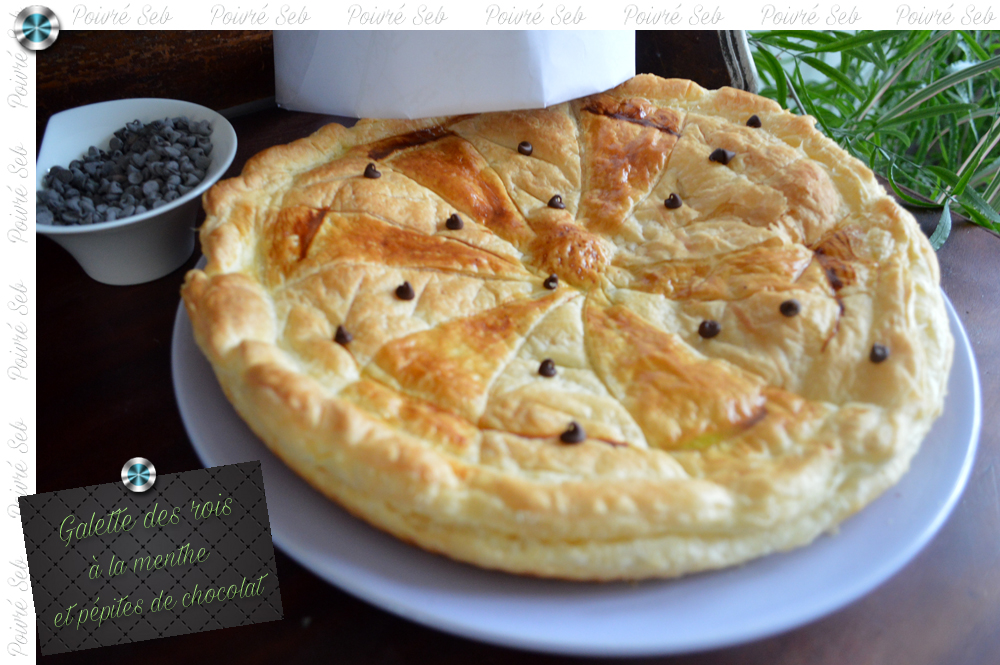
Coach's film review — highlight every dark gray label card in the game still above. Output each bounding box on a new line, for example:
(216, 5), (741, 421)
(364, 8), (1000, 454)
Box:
(19, 461), (283, 655)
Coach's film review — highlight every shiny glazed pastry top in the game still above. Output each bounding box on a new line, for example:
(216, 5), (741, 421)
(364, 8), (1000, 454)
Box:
(182, 75), (953, 580)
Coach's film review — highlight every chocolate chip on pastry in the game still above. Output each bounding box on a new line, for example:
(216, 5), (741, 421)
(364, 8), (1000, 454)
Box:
(698, 320), (721, 339)
(708, 148), (735, 165)
(334, 325), (353, 346)
(780, 299), (801, 317)
(395, 281), (415, 301)
(870, 343), (890, 363)
(560, 422), (586, 444)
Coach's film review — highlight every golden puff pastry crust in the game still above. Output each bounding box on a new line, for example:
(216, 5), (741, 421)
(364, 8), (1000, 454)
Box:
(182, 75), (953, 580)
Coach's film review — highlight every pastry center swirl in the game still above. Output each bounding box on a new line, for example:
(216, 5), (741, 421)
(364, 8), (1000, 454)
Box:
(264, 92), (892, 454)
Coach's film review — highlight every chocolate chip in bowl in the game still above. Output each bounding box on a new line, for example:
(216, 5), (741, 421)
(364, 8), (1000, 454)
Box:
(36, 98), (236, 285)
(39, 116), (215, 226)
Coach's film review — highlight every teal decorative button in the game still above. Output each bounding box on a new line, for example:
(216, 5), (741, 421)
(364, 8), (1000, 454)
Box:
(23, 14), (50, 41)
(15, 6), (59, 51)
(121, 457), (156, 492)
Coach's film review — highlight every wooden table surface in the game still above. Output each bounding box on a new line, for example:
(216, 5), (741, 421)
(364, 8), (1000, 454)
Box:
(37, 107), (1000, 664)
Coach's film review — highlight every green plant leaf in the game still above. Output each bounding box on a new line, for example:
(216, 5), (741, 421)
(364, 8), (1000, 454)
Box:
(801, 56), (865, 100)
(881, 55), (1000, 122)
(926, 165), (960, 187)
(958, 31), (1000, 82)
(983, 164), (1000, 204)
(969, 159), (1000, 188)
(754, 47), (787, 109)
(751, 30), (1000, 243)
(928, 200), (951, 250)
(828, 96), (857, 119)
(853, 31), (955, 121)
(754, 31), (837, 45)
(887, 164), (941, 208)
(962, 205), (1000, 235)
(876, 103), (979, 128)
(961, 188), (1000, 228)
(811, 31), (904, 54)
(879, 128), (913, 146)
(792, 63), (834, 134)
(755, 36), (817, 52)
(952, 115), (1000, 196)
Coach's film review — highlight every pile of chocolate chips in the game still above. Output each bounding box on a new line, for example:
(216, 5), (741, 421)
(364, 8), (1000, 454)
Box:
(37, 117), (213, 226)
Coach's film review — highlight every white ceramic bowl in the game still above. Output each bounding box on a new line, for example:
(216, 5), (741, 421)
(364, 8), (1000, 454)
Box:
(36, 98), (237, 285)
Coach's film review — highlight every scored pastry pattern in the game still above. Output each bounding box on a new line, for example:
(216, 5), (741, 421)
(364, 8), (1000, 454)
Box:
(183, 76), (952, 579)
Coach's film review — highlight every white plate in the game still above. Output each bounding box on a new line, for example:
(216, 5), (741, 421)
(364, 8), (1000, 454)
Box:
(171, 291), (980, 657)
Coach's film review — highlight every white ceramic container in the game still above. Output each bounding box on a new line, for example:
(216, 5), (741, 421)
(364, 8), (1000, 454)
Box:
(36, 98), (237, 285)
